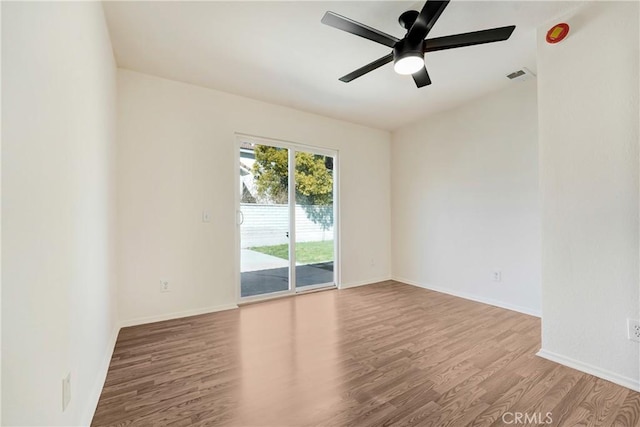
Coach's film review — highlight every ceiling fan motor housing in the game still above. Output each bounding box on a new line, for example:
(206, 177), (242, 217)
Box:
(393, 38), (424, 63)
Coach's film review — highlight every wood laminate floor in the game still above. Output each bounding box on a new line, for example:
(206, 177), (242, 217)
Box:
(92, 281), (640, 426)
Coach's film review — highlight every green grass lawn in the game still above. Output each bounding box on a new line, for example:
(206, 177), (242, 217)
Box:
(250, 240), (333, 264)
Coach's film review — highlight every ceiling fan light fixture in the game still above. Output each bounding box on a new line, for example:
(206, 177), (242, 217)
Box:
(393, 55), (424, 75)
(392, 38), (424, 75)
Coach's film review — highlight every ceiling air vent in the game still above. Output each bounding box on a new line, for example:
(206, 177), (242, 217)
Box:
(507, 67), (536, 82)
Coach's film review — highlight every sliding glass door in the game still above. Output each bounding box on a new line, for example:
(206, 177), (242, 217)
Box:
(294, 150), (334, 290)
(237, 136), (337, 301)
(238, 141), (291, 298)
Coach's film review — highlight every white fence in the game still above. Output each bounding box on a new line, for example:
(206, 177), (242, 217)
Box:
(240, 204), (333, 248)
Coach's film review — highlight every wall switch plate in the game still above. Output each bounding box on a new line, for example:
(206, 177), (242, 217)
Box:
(62, 373), (71, 411)
(492, 271), (502, 282)
(202, 210), (211, 223)
(628, 319), (640, 342)
(160, 280), (170, 293)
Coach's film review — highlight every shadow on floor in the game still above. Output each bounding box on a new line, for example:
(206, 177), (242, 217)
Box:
(241, 262), (334, 297)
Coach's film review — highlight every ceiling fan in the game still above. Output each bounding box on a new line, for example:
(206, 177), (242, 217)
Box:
(321, 0), (516, 88)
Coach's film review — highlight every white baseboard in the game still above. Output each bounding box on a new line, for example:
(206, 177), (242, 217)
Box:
(81, 324), (120, 426)
(392, 276), (541, 318)
(339, 277), (392, 290)
(120, 304), (239, 328)
(537, 348), (640, 392)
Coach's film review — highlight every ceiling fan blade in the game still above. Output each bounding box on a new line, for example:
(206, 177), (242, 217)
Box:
(339, 53), (394, 82)
(322, 11), (399, 48)
(424, 25), (516, 52)
(407, 1), (450, 43)
(412, 66), (432, 88)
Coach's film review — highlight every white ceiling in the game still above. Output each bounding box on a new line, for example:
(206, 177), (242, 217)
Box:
(103, 1), (583, 130)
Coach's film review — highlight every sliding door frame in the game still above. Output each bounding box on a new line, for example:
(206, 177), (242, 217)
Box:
(234, 133), (339, 304)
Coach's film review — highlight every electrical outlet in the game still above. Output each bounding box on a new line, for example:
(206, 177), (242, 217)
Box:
(160, 280), (170, 293)
(628, 319), (640, 342)
(62, 373), (71, 411)
(492, 271), (502, 282)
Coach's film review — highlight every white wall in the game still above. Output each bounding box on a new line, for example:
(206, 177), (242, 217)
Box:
(391, 80), (541, 316)
(2, 2), (118, 425)
(537, 1), (640, 389)
(1, 3), (3, 421)
(117, 69), (391, 324)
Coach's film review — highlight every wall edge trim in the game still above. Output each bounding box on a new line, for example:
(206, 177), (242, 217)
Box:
(392, 276), (542, 318)
(340, 277), (392, 289)
(120, 304), (239, 328)
(81, 324), (120, 426)
(537, 348), (640, 392)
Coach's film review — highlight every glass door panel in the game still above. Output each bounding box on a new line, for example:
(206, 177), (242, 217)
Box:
(294, 152), (335, 289)
(239, 142), (291, 298)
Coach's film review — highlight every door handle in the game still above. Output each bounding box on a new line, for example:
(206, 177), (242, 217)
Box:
(237, 210), (244, 225)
